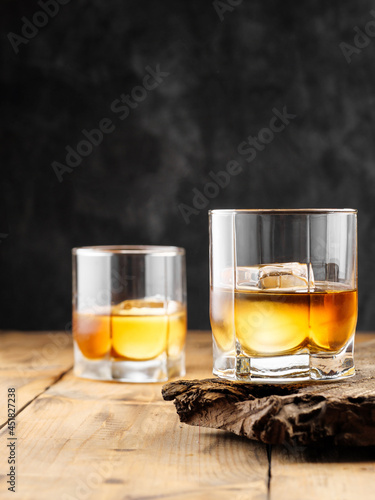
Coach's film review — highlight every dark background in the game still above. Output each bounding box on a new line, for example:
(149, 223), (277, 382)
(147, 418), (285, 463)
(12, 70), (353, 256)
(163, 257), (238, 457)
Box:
(1, 0), (375, 331)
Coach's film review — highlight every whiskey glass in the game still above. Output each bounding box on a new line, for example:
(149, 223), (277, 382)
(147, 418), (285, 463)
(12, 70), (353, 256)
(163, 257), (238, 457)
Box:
(209, 209), (357, 382)
(72, 246), (187, 382)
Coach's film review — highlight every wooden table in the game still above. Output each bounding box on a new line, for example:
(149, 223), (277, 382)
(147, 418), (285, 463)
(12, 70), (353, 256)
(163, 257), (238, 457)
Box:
(1, 331), (374, 500)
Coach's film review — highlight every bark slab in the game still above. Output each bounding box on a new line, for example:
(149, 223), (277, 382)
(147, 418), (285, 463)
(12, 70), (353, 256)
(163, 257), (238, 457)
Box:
(162, 340), (375, 446)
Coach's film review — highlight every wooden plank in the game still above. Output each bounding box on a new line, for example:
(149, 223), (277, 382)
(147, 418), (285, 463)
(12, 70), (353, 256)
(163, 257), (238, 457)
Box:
(269, 333), (375, 500)
(355, 332), (375, 343)
(0, 331), (373, 499)
(269, 444), (375, 500)
(0, 331), (73, 427)
(0, 331), (269, 500)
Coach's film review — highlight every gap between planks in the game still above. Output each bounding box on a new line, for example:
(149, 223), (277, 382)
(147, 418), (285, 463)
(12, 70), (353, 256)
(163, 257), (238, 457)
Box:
(267, 445), (272, 499)
(0, 365), (73, 431)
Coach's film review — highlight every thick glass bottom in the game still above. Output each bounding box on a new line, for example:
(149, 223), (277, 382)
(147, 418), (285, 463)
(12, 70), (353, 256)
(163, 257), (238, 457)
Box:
(73, 342), (185, 383)
(213, 337), (355, 383)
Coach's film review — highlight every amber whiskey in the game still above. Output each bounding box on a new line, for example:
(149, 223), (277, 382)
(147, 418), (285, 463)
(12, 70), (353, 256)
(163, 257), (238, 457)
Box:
(211, 284), (357, 356)
(73, 299), (187, 361)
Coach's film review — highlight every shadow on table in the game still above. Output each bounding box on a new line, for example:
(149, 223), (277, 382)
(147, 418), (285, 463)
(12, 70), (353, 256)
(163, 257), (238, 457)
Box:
(218, 431), (375, 463)
(273, 442), (375, 463)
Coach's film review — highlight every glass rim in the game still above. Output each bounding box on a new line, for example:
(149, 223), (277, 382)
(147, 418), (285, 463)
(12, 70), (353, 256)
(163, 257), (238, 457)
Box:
(209, 208), (357, 215)
(72, 245), (185, 256)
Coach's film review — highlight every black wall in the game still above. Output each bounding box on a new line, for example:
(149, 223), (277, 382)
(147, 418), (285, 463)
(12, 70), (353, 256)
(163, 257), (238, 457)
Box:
(1, 0), (375, 331)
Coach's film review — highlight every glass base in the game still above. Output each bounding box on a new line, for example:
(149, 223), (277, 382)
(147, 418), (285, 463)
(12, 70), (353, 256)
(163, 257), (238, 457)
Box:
(74, 342), (185, 383)
(213, 338), (355, 383)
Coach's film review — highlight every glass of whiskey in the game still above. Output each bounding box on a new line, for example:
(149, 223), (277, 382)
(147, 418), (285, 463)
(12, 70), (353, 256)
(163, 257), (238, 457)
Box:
(72, 246), (187, 382)
(209, 209), (358, 382)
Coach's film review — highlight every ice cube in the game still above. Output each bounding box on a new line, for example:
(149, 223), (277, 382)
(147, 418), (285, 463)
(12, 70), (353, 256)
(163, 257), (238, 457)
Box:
(258, 262), (314, 291)
(111, 298), (183, 316)
(221, 263), (314, 291)
(221, 267), (259, 288)
(111, 298), (166, 316)
(236, 267), (260, 289)
(232, 262), (314, 291)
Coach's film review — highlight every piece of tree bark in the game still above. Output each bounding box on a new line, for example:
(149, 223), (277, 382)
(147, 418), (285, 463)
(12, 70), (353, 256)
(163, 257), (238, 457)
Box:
(162, 340), (375, 446)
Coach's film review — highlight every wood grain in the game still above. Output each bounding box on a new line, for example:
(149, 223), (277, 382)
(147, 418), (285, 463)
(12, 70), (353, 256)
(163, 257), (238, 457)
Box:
(0, 331), (73, 428)
(0, 331), (269, 500)
(269, 444), (375, 500)
(1, 331), (374, 499)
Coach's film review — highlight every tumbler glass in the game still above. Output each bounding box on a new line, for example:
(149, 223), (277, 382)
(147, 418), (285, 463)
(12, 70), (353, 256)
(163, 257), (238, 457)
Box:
(72, 246), (187, 382)
(209, 209), (357, 382)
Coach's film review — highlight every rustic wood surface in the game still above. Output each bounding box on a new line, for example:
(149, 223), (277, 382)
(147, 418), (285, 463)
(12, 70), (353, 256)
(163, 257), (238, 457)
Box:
(162, 339), (375, 446)
(0, 330), (374, 500)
